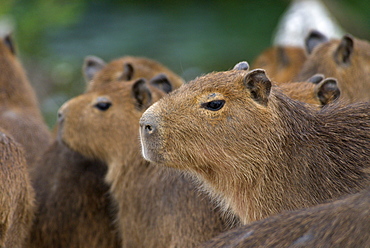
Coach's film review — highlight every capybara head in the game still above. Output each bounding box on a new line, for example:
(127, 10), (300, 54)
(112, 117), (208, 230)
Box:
(140, 65), (278, 169)
(279, 75), (340, 107)
(251, 46), (307, 83)
(297, 30), (370, 102)
(139, 63), (339, 168)
(58, 77), (170, 166)
(83, 56), (185, 92)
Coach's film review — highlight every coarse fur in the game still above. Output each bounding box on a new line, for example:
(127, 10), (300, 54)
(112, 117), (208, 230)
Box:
(139, 67), (370, 224)
(0, 34), (51, 167)
(278, 76), (340, 107)
(251, 46), (307, 83)
(296, 31), (370, 103)
(200, 188), (370, 247)
(84, 55), (185, 92)
(29, 55), (183, 248)
(28, 142), (121, 248)
(232, 62), (339, 107)
(0, 129), (35, 248)
(58, 79), (230, 248)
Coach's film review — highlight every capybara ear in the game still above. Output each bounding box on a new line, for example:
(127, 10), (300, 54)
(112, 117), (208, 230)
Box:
(307, 74), (325, 84)
(83, 55), (106, 82)
(276, 46), (289, 66)
(233, 61), (249, 71)
(334, 34), (354, 65)
(244, 69), (271, 106)
(132, 78), (152, 109)
(305, 30), (328, 54)
(3, 33), (15, 55)
(150, 73), (172, 93)
(118, 63), (134, 81)
(315, 78), (340, 105)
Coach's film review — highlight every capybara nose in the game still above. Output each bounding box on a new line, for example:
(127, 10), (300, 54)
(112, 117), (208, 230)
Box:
(140, 120), (157, 137)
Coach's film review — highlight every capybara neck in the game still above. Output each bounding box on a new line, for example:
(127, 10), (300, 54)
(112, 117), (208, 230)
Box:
(0, 43), (39, 111)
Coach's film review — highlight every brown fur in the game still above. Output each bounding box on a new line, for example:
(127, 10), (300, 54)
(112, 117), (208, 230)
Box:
(58, 79), (230, 248)
(0, 34), (51, 167)
(29, 56), (186, 248)
(0, 128), (35, 248)
(85, 55), (185, 92)
(296, 32), (370, 103)
(200, 188), (370, 247)
(251, 46), (307, 83)
(139, 67), (370, 224)
(278, 76), (340, 107)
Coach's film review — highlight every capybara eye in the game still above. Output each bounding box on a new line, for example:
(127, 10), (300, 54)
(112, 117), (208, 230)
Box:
(94, 102), (112, 111)
(202, 100), (225, 111)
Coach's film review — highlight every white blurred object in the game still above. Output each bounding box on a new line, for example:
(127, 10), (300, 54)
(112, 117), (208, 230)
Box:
(0, 15), (15, 36)
(273, 0), (345, 47)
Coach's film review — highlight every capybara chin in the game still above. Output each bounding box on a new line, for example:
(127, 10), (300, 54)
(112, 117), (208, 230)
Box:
(139, 64), (370, 224)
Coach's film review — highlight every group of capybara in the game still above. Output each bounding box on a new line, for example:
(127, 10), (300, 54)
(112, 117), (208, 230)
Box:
(0, 26), (369, 248)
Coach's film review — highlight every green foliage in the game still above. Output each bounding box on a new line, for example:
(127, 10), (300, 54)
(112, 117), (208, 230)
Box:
(0, 0), (87, 56)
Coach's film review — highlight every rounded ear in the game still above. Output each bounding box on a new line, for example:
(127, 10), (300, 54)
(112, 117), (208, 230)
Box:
(3, 33), (15, 55)
(305, 30), (328, 54)
(244, 69), (271, 106)
(118, 63), (134, 81)
(315, 78), (340, 106)
(334, 34), (354, 66)
(83, 56), (106, 82)
(150, 73), (172, 93)
(132, 79), (152, 109)
(233, 61), (249, 71)
(307, 74), (325, 84)
(276, 46), (290, 67)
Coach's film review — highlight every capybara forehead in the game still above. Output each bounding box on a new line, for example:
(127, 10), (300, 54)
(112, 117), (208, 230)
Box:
(173, 70), (247, 98)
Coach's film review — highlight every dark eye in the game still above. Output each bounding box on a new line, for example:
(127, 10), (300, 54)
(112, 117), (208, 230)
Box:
(94, 102), (112, 111)
(202, 100), (225, 111)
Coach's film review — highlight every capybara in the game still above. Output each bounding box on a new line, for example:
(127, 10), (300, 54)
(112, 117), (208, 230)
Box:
(0, 34), (51, 167)
(296, 30), (370, 103)
(0, 128), (35, 248)
(58, 78), (229, 248)
(29, 56), (186, 248)
(234, 62), (339, 107)
(251, 46), (307, 83)
(139, 64), (370, 224)
(200, 188), (370, 247)
(83, 55), (185, 92)
(278, 75), (340, 107)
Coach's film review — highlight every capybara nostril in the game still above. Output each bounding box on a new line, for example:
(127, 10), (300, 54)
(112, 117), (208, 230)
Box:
(57, 111), (64, 123)
(145, 124), (153, 133)
(140, 120), (156, 136)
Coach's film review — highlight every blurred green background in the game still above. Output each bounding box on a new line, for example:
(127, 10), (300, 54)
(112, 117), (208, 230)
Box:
(0, 0), (369, 127)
